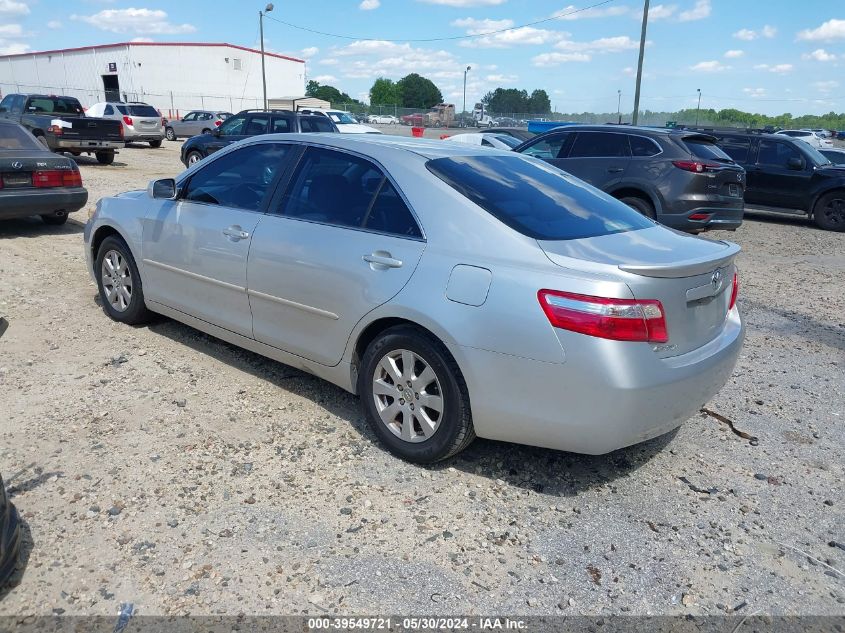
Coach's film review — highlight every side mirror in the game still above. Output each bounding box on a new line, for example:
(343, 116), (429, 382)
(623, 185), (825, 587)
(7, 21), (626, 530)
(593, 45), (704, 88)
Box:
(787, 157), (804, 171)
(148, 178), (177, 200)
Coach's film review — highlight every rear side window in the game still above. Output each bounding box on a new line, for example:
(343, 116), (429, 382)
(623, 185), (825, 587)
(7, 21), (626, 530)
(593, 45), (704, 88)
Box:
(272, 117), (291, 133)
(682, 137), (733, 162)
(300, 117), (334, 133)
(245, 116), (270, 135)
(426, 155), (653, 241)
(628, 135), (661, 157)
(569, 132), (630, 158)
(0, 123), (41, 150)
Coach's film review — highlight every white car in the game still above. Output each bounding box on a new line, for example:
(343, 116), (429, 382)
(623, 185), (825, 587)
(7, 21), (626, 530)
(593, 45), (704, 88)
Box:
(301, 109), (381, 134)
(444, 132), (521, 150)
(368, 114), (397, 125)
(776, 129), (833, 149)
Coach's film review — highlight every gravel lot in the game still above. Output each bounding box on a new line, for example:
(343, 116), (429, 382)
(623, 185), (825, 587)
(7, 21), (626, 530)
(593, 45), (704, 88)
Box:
(0, 134), (843, 618)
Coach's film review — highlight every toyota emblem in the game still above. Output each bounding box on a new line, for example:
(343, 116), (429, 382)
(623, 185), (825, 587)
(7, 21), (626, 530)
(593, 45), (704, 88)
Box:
(712, 270), (723, 290)
(11, 161), (23, 170)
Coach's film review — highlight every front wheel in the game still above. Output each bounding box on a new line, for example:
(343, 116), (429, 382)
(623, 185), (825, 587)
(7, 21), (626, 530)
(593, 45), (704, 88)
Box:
(94, 236), (151, 325)
(813, 192), (845, 231)
(186, 151), (203, 166)
(95, 151), (115, 165)
(165, 127), (176, 141)
(358, 326), (475, 463)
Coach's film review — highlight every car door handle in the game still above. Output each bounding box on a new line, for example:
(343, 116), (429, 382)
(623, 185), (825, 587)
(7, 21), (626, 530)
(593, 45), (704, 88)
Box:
(363, 253), (403, 269)
(222, 226), (250, 241)
(607, 167), (624, 173)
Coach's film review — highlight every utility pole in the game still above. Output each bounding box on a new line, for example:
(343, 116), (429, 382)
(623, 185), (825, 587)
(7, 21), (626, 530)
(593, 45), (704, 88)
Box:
(260, 3), (274, 110)
(463, 66), (471, 127)
(632, 0), (649, 126)
(617, 90), (622, 124)
(695, 88), (702, 126)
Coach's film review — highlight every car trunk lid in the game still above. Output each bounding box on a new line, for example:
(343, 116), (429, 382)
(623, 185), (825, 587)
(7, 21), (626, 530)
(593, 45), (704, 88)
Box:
(0, 153), (77, 189)
(539, 227), (739, 358)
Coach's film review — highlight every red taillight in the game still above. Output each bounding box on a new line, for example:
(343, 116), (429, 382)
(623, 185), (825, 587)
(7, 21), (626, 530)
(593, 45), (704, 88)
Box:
(119, 123), (124, 138)
(214, 119), (222, 126)
(538, 290), (668, 343)
(122, 115), (133, 126)
(47, 124), (64, 136)
(672, 160), (721, 173)
(33, 169), (82, 188)
(688, 213), (712, 221)
(729, 272), (739, 311)
(161, 117), (166, 126)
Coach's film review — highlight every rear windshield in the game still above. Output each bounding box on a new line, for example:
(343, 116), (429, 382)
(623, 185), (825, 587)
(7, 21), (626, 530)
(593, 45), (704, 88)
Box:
(682, 137), (734, 162)
(0, 123), (41, 150)
(300, 117), (335, 133)
(116, 104), (159, 117)
(426, 155), (654, 241)
(25, 97), (83, 115)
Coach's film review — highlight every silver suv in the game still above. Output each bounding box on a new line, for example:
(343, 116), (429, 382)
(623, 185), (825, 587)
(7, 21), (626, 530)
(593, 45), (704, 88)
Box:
(87, 101), (164, 147)
(165, 111), (233, 141)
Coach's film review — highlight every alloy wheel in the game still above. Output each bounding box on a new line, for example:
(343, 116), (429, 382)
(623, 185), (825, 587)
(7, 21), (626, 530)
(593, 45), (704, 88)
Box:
(101, 249), (133, 312)
(372, 349), (444, 443)
(822, 197), (845, 228)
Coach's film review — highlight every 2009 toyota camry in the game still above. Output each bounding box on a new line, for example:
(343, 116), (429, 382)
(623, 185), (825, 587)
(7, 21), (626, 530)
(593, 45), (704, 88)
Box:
(84, 134), (744, 463)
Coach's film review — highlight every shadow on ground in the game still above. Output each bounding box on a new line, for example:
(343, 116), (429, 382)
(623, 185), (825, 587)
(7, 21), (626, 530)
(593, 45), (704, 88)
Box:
(0, 216), (85, 239)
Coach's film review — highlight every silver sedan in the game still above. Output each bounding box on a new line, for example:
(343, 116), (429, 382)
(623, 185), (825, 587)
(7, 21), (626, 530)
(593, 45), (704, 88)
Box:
(83, 134), (744, 463)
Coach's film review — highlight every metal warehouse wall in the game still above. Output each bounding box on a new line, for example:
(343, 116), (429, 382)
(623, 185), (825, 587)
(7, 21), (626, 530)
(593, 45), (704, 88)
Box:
(0, 43), (305, 116)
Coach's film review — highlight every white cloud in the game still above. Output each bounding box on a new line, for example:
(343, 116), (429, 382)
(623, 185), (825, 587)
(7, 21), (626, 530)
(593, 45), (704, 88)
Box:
(451, 17), (513, 32)
(130, 37), (153, 42)
(359, 0), (380, 9)
(0, 23), (23, 37)
(724, 49), (744, 58)
(797, 19), (845, 41)
(814, 80), (839, 93)
(531, 52), (591, 67)
(0, 42), (28, 54)
(690, 60), (730, 72)
(733, 25), (776, 41)
(802, 48), (837, 62)
(486, 73), (518, 82)
(754, 63), (793, 74)
(312, 74), (338, 83)
(678, 0), (710, 22)
(461, 25), (561, 48)
(0, 0), (28, 16)
(648, 4), (677, 20)
(47, 20), (63, 29)
(417, 0), (506, 5)
(320, 40), (468, 81)
(742, 88), (767, 98)
(300, 46), (319, 58)
(552, 4), (630, 20)
(71, 8), (196, 35)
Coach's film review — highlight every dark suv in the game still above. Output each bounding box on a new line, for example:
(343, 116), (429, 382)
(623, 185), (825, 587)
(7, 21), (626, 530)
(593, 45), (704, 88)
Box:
(514, 125), (745, 232)
(698, 130), (845, 231)
(180, 109), (337, 167)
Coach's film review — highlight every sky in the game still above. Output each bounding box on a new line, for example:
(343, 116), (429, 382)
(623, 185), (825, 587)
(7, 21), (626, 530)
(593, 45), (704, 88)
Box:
(1, 0), (844, 116)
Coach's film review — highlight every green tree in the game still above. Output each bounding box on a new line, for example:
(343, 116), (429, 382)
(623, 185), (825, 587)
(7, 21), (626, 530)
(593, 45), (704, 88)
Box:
(304, 80), (362, 107)
(396, 73), (443, 109)
(527, 89), (551, 114)
(369, 77), (401, 105)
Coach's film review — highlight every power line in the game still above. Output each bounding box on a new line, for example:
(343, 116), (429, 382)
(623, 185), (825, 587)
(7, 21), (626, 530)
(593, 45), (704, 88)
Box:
(263, 0), (617, 43)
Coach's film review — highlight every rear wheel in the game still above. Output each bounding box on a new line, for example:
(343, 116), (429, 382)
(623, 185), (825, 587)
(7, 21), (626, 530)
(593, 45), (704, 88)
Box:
(619, 196), (656, 219)
(165, 127), (176, 141)
(95, 151), (115, 165)
(149, 140), (162, 148)
(95, 236), (151, 325)
(41, 213), (68, 226)
(186, 151), (203, 166)
(813, 191), (845, 232)
(359, 326), (475, 463)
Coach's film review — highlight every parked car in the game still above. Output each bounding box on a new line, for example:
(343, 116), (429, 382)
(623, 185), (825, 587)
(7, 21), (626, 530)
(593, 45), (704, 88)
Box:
(180, 109), (338, 166)
(368, 114), (398, 125)
(819, 148), (845, 165)
(87, 101), (164, 147)
(775, 129), (833, 149)
(836, 131), (845, 141)
(299, 109), (380, 134)
(0, 473), (20, 587)
(484, 127), (535, 143)
(401, 113), (426, 126)
(0, 119), (88, 225)
(707, 131), (845, 231)
(444, 132), (521, 150)
(0, 93), (124, 164)
(514, 125), (746, 232)
(85, 134), (744, 463)
(809, 128), (831, 138)
(165, 111), (233, 141)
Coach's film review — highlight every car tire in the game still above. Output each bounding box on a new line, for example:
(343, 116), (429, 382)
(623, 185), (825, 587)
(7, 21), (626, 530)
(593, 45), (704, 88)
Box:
(186, 151), (203, 166)
(813, 191), (845, 232)
(149, 140), (162, 148)
(40, 213), (68, 226)
(358, 325), (475, 463)
(619, 196), (656, 219)
(201, 128), (211, 135)
(165, 127), (176, 141)
(95, 152), (115, 165)
(94, 236), (151, 325)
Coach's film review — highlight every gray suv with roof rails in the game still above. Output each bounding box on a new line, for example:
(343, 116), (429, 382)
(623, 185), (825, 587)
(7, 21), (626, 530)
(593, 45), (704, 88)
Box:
(514, 124), (746, 232)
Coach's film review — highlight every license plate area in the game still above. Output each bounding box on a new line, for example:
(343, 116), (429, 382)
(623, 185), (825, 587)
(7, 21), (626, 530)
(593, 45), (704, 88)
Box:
(2, 173), (32, 187)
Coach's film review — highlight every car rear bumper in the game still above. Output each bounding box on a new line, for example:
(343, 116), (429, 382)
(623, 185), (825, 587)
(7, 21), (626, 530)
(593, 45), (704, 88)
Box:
(659, 205), (744, 231)
(0, 188), (88, 220)
(459, 308), (744, 455)
(55, 140), (123, 151)
(125, 130), (164, 142)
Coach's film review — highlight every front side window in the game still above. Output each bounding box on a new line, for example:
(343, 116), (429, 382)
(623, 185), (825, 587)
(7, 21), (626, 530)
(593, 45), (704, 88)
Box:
(426, 155), (653, 241)
(218, 115), (246, 135)
(519, 132), (570, 159)
(300, 117), (334, 133)
(757, 140), (801, 168)
(280, 147), (421, 237)
(569, 132), (630, 158)
(183, 143), (292, 212)
(182, 112), (197, 122)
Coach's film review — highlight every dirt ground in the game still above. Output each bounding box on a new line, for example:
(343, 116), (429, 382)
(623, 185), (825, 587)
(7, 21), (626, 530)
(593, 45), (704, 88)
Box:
(0, 135), (843, 618)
